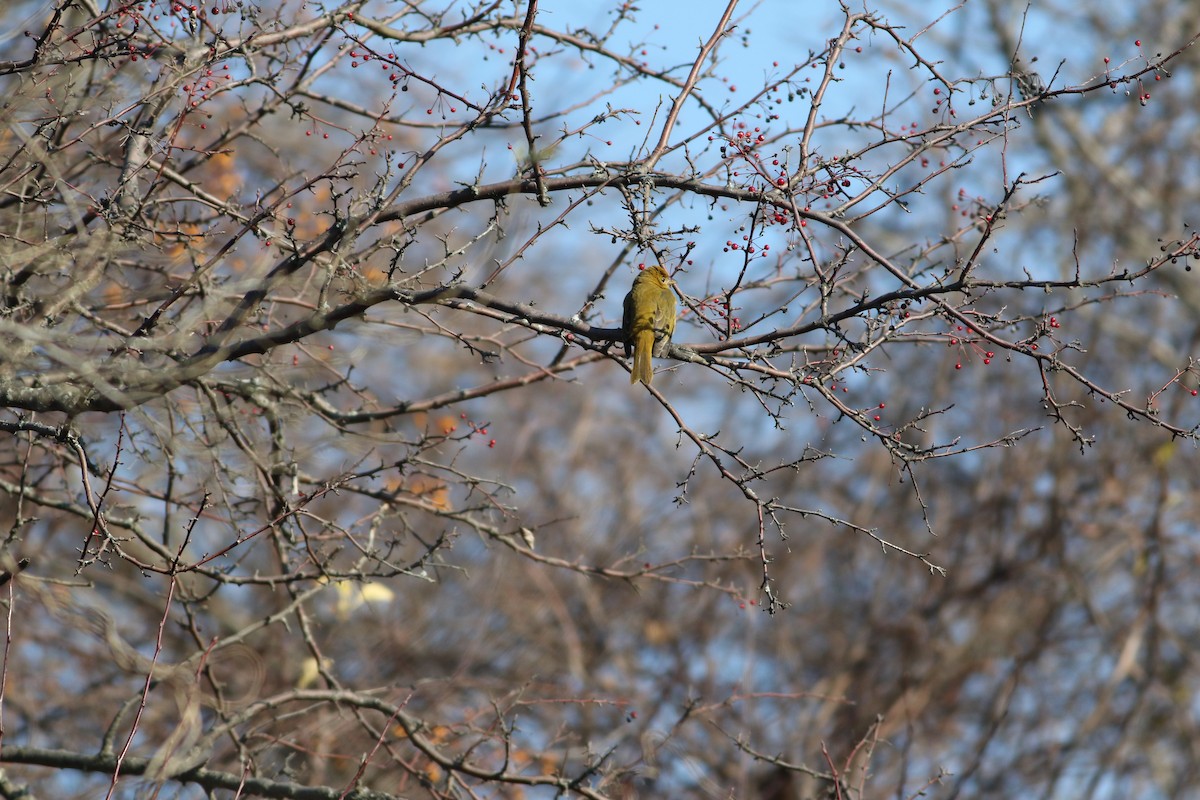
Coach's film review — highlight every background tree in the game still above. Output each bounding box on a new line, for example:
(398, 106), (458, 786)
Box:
(1, 0), (1199, 798)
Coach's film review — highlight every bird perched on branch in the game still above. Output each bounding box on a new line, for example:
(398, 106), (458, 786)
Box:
(622, 264), (677, 386)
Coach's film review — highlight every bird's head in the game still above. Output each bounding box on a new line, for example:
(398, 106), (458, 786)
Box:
(639, 263), (674, 289)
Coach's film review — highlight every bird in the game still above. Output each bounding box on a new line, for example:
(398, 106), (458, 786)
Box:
(622, 264), (677, 386)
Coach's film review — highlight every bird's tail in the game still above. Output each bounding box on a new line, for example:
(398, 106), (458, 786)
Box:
(631, 330), (654, 385)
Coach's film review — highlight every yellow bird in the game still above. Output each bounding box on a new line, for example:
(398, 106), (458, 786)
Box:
(622, 264), (677, 385)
